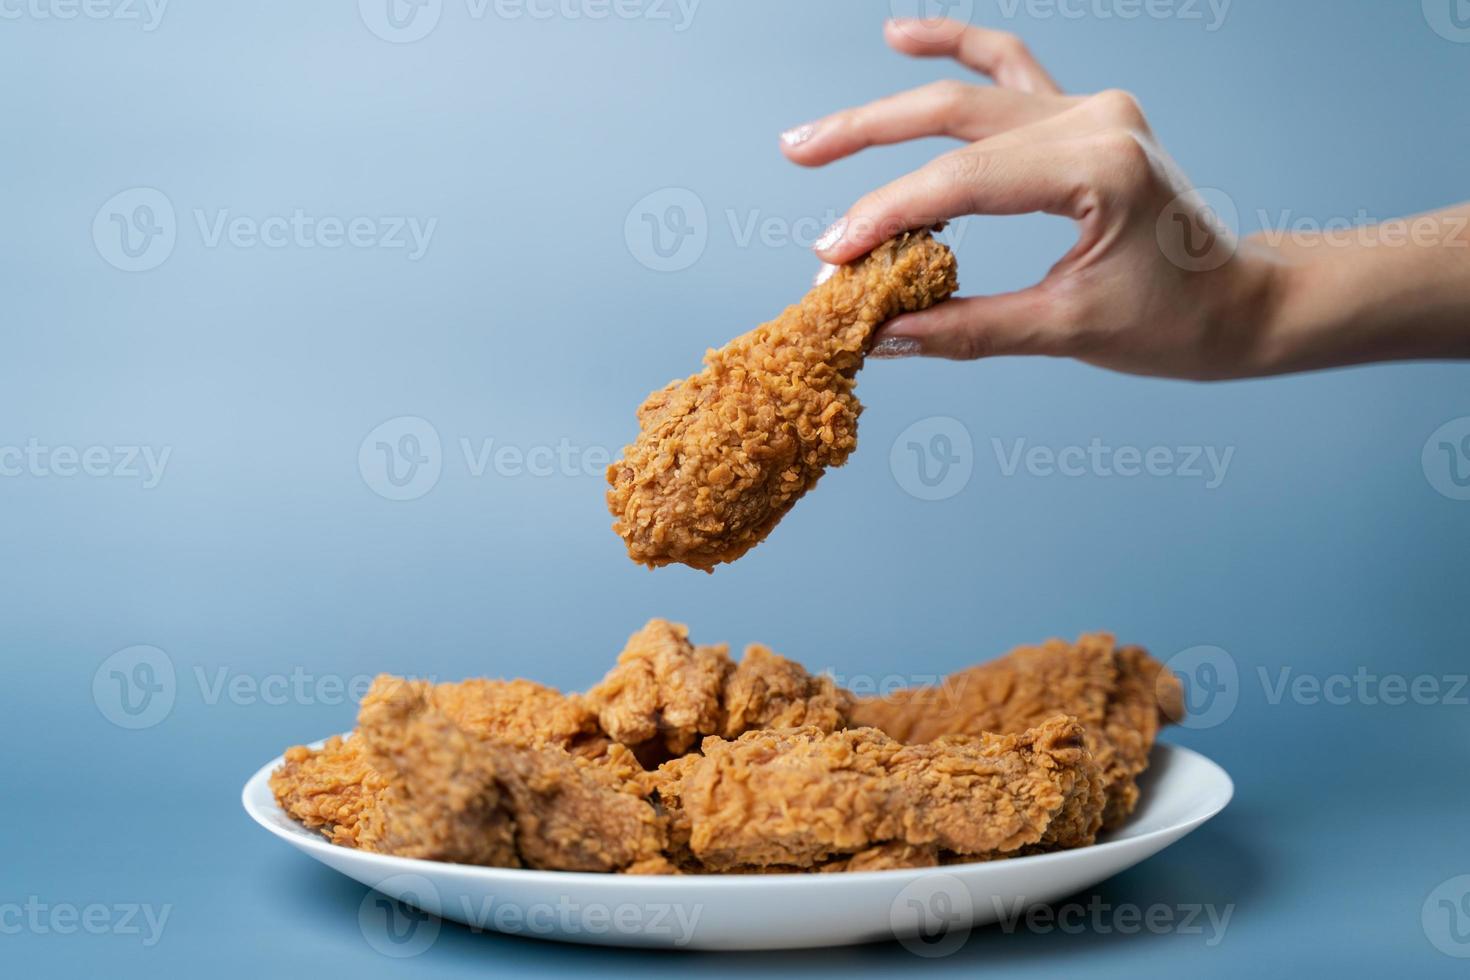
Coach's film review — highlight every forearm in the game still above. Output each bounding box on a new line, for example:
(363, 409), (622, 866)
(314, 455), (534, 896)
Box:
(1252, 203), (1470, 375)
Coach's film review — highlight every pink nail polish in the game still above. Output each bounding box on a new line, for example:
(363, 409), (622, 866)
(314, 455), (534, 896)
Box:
(781, 123), (816, 147)
(814, 218), (847, 252)
(813, 263), (838, 286)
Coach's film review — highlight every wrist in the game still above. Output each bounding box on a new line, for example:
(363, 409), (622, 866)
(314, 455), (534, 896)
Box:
(1205, 239), (1301, 379)
(1239, 207), (1470, 374)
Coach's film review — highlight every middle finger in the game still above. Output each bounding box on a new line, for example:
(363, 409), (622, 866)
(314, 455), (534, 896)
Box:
(782, 80), (1077, 167)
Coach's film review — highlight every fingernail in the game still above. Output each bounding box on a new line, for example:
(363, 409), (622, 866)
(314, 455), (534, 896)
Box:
(814, 217), (848, 252)
(813, 262), (838, 286)
(781, 123), (817, 147)
(869, 336), (921, 360)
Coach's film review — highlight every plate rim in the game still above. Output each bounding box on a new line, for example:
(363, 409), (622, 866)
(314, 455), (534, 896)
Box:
(244, 734), (1232, 886)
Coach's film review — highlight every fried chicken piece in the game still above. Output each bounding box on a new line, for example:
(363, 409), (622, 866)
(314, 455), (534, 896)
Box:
(354, 678), (520, 866)
(850, 633), (1182, 828)
(586, 619), (729, 757)
(1100, 644), (1183, 824)
(271, 674), (609, 850)
(353, 676), (667, 871)
(427, 677), (604, 752)
(585, 619), (852, 762)
(272, 674), (665, 870)
(270, 734), (389, 851)
(607, 230), (959, 571)
(273, 627), (1164, 876)
(654, 717), (1102, 872)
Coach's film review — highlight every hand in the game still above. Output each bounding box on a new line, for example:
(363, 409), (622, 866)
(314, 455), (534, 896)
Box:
(781, 18), (1470, 379)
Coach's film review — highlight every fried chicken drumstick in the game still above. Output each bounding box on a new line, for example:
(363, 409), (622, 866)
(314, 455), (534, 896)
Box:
(607, 230), (959, 571)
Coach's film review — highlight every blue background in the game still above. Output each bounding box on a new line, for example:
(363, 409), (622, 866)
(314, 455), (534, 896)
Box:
(3, 0), (1468, 975)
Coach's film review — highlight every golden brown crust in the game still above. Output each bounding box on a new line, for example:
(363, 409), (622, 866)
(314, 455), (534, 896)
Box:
(427, 677), (603, 751)
(1098, 644), (1181, 825)
(849, 633), (1181, 828)
(585, 620), (730, 757)
(586, 619), (853, 762)
(607, 231), (959, 571)
(720, 644), (852, 738)
(269, 735), (388, 850)
(489, 740), (667, 872)
(656, 718), (1103, 872)
(354, 676), (666, 871)
(271, 623), (1172, 874)
(817, 842), (940, 873)
(271, 674), (665, 870)
(354, 678), (521, 866)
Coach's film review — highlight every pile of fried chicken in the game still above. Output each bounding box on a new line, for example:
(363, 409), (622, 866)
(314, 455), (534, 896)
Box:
(273, 621), (1183, 875)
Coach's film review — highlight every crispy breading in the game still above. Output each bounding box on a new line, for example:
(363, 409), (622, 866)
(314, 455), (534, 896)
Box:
(586, 619), (853, 761)
(817, 843), (940, 873)
(720, 644), (849, 738)
(355, 676), (666, 871)
(272, 623), (1177, 875)
(271, 674), (607, 853)
(654, 718), (1102, 871)
(607, 231), (959, 571)
(849, 633), (1181, 828)
(354, 678), (521, 866)
(271, 674), (662, 869)
(585, 619), (730, 756)
(427, 677), (603, 751)
(269, 735), (388, 851)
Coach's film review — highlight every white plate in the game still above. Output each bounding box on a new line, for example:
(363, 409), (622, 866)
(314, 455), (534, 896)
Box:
(243, 738), (1231, 951)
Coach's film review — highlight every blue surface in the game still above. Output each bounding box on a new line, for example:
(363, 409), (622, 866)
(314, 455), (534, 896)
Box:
(2, 0), (1468, 975)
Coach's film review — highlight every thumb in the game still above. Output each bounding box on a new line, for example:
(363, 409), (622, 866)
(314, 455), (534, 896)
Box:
(868, 291), (1065, 361)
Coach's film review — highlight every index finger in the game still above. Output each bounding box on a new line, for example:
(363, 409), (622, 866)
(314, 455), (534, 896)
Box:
(813, 139), (1094, 264)
(884, 18), (1063, 95)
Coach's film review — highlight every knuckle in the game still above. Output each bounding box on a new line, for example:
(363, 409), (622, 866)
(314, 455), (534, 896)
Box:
(934, 149), (989, 187)
(1028, 272), (1085, 325)
(951, 331), (993, 361)
(1088, 128), (1152, 186)
(926, 79), (972, 111)
(994, 32), (1030, 62)
(1046, 285), (1111, 356)
(849, 194), (903, 241)
(1048, 283), (1093, 336)
(837, 106), (867, 136)
(1089, 88), (1146, 128)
